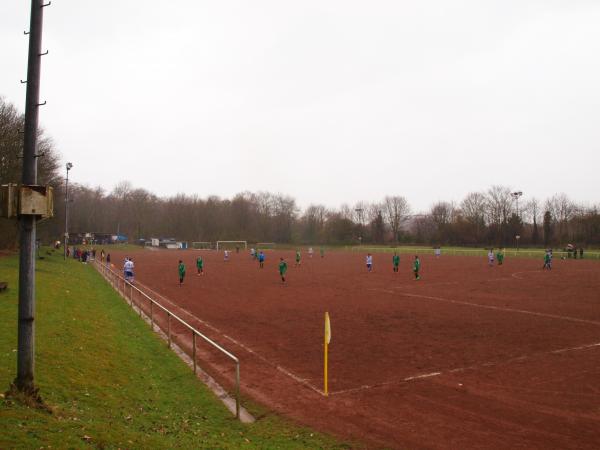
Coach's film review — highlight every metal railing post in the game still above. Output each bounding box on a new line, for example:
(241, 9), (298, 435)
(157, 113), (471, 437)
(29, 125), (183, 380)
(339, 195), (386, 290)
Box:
(235, 362), (241, 419)
(192, 332), (197, 374)
(167, 313), (171, 348)
(150, 301), (154, 330)
(137, 287), (141, 316)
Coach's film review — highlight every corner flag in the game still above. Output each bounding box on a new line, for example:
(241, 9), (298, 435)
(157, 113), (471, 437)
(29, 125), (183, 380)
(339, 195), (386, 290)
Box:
(324, 312), (331, 344)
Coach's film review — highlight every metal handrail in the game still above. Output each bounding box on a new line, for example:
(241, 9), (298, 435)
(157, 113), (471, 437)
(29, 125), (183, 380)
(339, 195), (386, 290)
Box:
(92, 259), (241, 418)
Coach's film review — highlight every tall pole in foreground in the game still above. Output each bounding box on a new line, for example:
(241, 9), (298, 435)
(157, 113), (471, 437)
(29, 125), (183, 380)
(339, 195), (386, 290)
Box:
(63, 162), (73, 260)
(15, 0), (48, 395)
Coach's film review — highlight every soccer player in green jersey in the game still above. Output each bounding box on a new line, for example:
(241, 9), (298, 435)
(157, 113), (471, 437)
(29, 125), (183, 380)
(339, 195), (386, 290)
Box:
(496, 249), (504, 265)
(178, 260), (186, 286)
(392, 252), (400, 273)
(279, 257), (288, 283)
(413, 255), (420, 280)
(295, 250), (301, 267)
(196, 256), (204, 275)
(543, 250), (552, 270)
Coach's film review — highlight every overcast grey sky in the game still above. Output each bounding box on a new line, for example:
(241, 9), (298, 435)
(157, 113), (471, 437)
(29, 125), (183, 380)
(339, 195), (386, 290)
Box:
(2, 1), (599, 211)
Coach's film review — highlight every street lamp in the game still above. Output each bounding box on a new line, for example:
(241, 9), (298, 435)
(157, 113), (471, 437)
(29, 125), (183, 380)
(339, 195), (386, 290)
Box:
(63, 162), (73, 259)
(511, 191), (523, 251)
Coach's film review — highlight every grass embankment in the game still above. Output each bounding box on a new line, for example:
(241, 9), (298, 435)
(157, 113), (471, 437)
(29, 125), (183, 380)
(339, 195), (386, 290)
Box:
(0, 251), (349, 449)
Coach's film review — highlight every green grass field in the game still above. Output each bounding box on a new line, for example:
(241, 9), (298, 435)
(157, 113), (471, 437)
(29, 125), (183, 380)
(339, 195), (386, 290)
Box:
(0, 251), (351, 449)
(79, 242), (600, 260)
(344, 245), (600, 259)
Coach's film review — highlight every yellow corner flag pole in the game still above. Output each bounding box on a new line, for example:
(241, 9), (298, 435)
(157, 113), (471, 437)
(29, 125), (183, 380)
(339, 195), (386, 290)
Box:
(324, 312), (331, 396)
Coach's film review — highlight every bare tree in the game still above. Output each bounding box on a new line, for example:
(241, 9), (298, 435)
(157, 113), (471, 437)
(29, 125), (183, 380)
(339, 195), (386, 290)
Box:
(523, 198), (540, 225)
(460, 192), (486, 224)
(544, 193), (576, 242)
(383, 196), (411, 242)
(302, 204), (327, 243)
(271, 194), (297, 242)
(485, 185), (513, 226)
(524, 197), (541, 244)
(429, 201), (456, 243)
(410, 214), (436, 244)
(430, 201), (455, 226)
(459, 191), (486, 243)
(485, 185), (513, 245)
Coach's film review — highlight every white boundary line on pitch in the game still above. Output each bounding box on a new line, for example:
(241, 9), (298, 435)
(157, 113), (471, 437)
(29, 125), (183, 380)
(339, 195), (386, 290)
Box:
(512, 268), (600, 280)
(393, 291), (600, 326)
(511, 270), (547, 280)
(369, 285), (600, 326)
(132, 280), (326, 396)
(367, 281), (460, 294)
(329, 341), (600, 396)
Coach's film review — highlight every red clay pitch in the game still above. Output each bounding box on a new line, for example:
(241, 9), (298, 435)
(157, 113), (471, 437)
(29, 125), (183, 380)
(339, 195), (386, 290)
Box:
(107, 249), (600, 449)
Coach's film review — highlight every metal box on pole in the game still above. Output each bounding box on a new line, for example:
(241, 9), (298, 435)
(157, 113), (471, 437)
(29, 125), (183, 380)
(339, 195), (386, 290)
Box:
(0, 184), (54, 219)
(19, 185), (53, 218)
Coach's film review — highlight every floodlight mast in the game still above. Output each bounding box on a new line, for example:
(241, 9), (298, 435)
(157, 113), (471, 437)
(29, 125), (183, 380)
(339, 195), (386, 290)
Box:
(511, 191), (523, 251)
(63, 162), (73, 260)
(511, 191), (523, 217)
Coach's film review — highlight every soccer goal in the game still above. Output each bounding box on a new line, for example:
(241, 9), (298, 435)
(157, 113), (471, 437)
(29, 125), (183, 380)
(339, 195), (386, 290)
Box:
(256, 242), (276, 250)
(216, 240), (247, 251)
(192, 241), (213, 250)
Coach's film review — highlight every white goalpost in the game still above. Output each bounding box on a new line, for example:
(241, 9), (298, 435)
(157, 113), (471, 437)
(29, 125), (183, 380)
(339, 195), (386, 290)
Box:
(192, 241), (213, 250)
(216, 240), (247, 251)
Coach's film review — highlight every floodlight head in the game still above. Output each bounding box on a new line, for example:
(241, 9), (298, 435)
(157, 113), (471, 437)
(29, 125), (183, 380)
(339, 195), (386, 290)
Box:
(66, 162), (73, 171)
(511, 191), (522, 198)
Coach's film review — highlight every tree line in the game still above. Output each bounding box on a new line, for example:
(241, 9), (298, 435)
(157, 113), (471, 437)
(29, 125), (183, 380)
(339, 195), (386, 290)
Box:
(2, 96), (599, 249)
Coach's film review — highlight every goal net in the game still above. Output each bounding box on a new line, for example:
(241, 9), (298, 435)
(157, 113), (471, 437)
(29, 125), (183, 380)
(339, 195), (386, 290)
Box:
(216, 240), (247, 251)
(192, 241), (213, 250)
